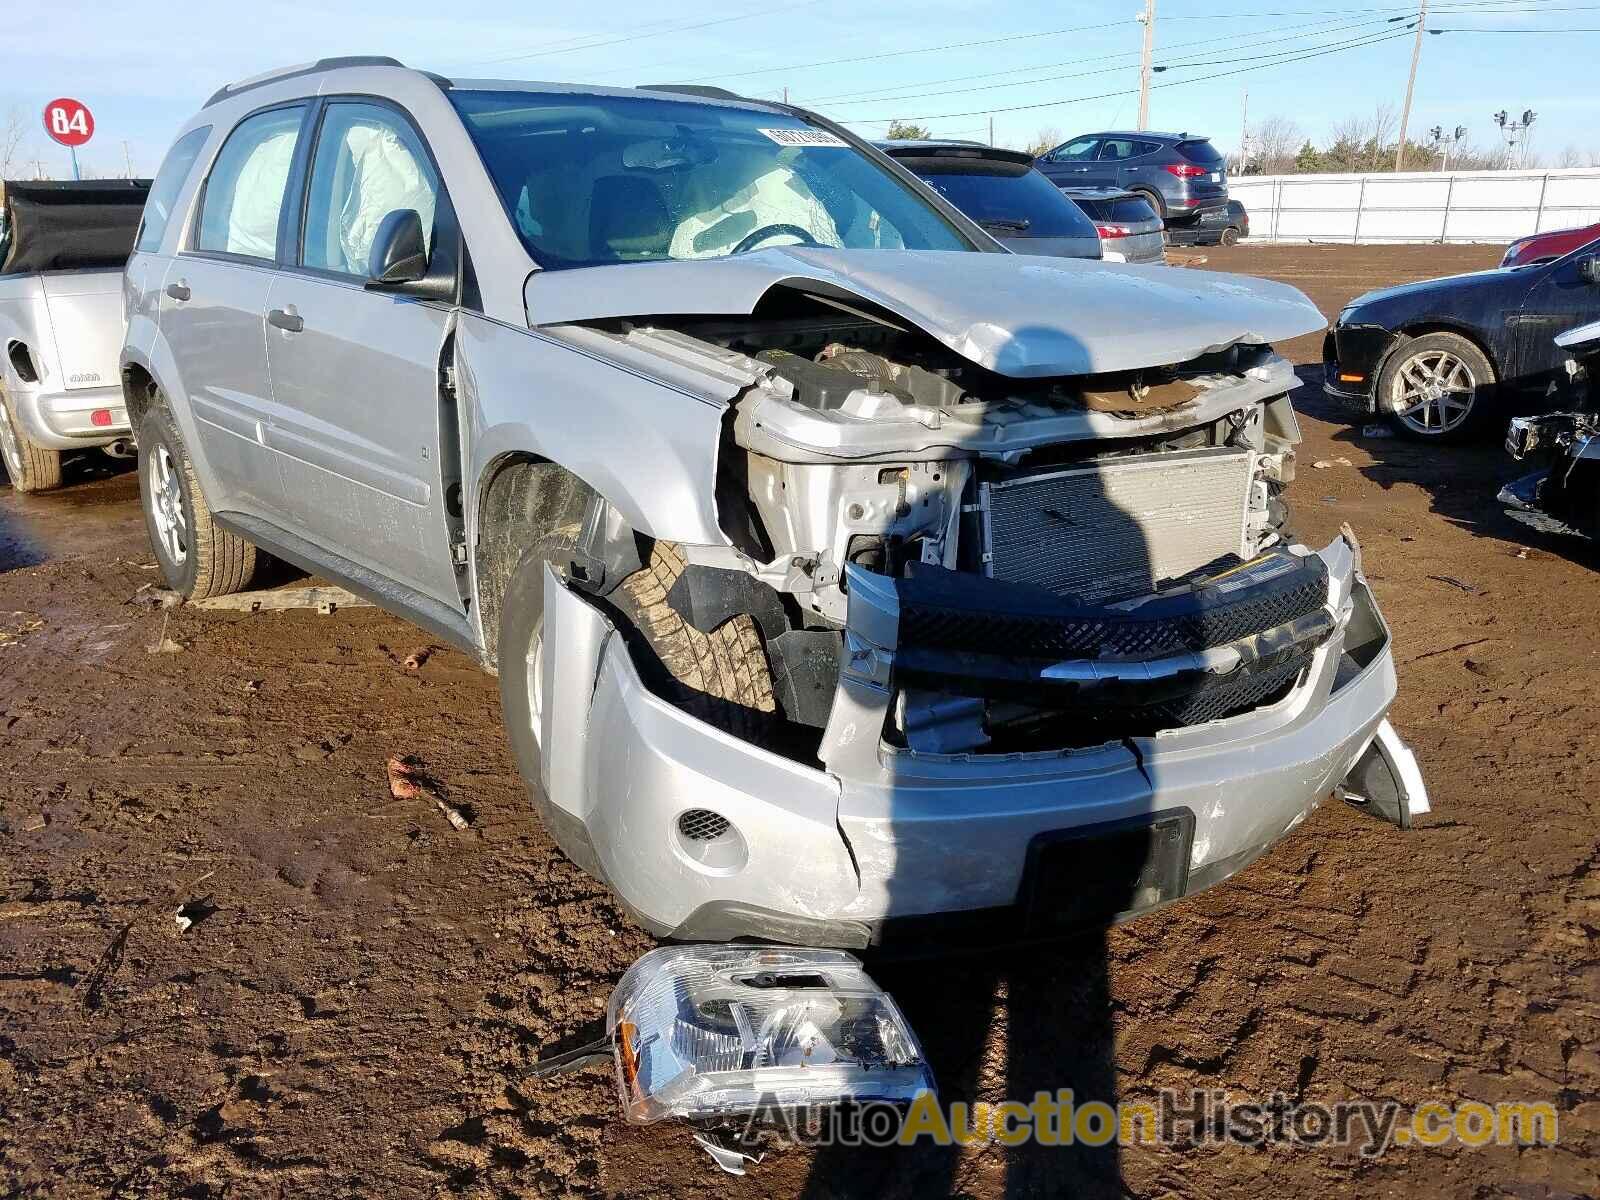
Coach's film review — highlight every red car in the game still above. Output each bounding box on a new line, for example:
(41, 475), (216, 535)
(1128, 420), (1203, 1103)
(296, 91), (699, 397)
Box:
(1501, 222), (1600, 268)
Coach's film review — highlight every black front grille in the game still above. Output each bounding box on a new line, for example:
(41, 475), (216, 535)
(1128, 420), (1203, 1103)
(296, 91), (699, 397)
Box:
(898, 555), (1329, 661)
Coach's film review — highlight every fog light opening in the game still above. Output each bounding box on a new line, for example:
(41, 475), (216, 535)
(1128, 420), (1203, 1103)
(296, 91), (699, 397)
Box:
(674, 808), (747, 873)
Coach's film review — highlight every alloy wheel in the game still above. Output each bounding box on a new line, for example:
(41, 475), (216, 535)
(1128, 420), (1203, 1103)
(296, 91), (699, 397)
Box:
(0, 401), (24, 481)
(1390, 349), (1476, 435)
(147, 443), (188, 565)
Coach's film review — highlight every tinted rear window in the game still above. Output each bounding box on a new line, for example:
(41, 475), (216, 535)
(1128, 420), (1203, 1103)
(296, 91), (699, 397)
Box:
(1176, 139), (1224, 167)
(910, 165), (1098, 239)
(1070, 196), (1156, 223)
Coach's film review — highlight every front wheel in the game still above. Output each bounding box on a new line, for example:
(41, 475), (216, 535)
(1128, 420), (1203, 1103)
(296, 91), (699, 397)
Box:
(137, 406), (256, 598)
(0, 389), (63, 493)
(1377, 332), (1496, 442)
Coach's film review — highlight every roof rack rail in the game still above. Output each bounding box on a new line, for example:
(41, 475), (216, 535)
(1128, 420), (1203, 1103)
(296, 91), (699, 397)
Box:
(204, 56), (407, 108)
(637, 84), (746, 101)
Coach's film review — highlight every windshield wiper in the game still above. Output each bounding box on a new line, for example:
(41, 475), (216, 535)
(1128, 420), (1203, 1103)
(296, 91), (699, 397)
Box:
(979, 217), (1031, 232)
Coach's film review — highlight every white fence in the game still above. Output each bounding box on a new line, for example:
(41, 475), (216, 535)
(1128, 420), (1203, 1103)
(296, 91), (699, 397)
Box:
(1229, 167), (1600, 244)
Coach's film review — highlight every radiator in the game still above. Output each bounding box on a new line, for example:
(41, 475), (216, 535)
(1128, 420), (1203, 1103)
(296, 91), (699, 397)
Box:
(980, 447), (1255, 603)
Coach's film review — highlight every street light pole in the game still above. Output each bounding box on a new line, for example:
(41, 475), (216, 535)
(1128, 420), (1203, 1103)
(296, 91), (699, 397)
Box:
(1394, 0), (1428, 171)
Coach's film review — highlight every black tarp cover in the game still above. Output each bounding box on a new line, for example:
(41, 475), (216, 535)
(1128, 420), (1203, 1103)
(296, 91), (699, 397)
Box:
(0, 179), (151, 275)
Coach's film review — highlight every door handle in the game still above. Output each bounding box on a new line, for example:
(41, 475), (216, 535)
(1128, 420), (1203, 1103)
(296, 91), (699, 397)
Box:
(165, 280), (190, 302)
(267, 307), (304, 333)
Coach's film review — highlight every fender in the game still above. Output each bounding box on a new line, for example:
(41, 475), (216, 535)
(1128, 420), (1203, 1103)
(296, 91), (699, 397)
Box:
(455, 311), (732, 550)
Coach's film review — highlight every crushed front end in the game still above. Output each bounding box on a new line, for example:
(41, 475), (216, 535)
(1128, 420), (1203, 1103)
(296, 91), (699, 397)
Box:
(1499, 326), (1600, 540)
(533, 294), (1425, 949)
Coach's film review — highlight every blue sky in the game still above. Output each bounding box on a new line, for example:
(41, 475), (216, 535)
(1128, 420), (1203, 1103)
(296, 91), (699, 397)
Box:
(3, 0), (1595, 177)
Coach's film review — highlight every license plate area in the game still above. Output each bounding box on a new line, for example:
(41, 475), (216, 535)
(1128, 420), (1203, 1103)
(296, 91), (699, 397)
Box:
(1022, 809), (1195, 934)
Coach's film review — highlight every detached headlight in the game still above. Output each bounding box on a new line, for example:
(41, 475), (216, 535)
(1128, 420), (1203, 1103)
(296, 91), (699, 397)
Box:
(607, 945), (935, 1125)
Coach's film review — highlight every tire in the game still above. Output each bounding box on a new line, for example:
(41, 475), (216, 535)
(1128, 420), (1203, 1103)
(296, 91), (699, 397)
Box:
(0, 388), (63, 494)
(1133, 188), (1166, 221)
(1376, 331), (1497, 442)
(137, 405), (256, 598)
(1219, 226), (1240, 246)
(611, 541), (776, 737)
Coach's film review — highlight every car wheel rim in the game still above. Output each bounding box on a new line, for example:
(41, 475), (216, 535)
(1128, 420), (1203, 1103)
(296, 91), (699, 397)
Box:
(1390, 349), (1476, 434)
(527, 621), (545, 750)
(0, 401), (23, 480)
(147, 444), (188, 565)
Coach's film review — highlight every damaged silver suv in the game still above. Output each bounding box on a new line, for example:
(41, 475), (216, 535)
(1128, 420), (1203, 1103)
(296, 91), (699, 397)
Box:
(123, 58), (1427, 948)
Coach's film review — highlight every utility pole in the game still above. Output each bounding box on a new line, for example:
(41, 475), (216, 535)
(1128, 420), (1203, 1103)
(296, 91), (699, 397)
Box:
(1394, 0), (1427, 171)
(122, 140), (134, 178)
(1238, 87), (1249, 172)
(782, 86), (789, 105)
(1136, 0), (1156, 131)
(988, 115), (995, 145)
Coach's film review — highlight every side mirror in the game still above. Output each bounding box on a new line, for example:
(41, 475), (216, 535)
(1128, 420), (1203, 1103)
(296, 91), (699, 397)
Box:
(366, 209), (428, 287)
(1580, 256), (1600, 286)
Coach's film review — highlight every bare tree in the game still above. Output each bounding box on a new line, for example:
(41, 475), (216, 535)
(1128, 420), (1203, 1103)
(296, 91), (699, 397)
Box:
(2, 107), (27, 180)
(1249, 115), (1302, 174)
(1024, 127), (1063, 159)
(1555, 145), (1583, 168)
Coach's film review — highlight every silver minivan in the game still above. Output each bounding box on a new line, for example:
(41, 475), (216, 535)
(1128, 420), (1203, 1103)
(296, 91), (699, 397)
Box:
(121, 58), (1426, 949)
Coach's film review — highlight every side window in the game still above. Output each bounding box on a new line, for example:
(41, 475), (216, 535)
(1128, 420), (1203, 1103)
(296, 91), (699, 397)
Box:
(1134, 139), (1163, 157)
(301, 102), (439, 278)
(137, 126), (211, 253)
(195, 106), (306, 260)
(1098, 138), (1137, 161)
(1056, 138), (1100, 162)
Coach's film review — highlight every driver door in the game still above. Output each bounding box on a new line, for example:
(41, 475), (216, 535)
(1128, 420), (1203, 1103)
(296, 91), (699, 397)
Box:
(1036, 137), (1101, 189)
(1511, 251), (1600, 387)
(263, 98), (464, 611)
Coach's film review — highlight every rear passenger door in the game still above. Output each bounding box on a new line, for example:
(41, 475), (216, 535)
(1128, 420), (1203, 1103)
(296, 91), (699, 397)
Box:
(263, 98), (465, 611)
(1115, 138), (1165, 191)
(164, 103), (307, 522)
(1089, 137), (1140, 188)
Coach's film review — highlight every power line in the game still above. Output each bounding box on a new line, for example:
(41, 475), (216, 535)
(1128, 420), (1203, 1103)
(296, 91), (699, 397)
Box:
(833, 26), (1415, 124)
(814, 13), (1419, 106)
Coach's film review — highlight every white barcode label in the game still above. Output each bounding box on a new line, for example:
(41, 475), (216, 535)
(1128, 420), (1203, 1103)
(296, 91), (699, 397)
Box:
(759, 127), (849, 148)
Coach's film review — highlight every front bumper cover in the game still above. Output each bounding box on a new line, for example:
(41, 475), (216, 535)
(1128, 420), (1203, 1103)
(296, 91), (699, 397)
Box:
(533, 534), (1413, 949)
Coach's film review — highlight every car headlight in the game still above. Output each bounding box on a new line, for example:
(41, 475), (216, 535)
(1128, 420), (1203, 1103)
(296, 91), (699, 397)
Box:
(607, 945), (935, 1125)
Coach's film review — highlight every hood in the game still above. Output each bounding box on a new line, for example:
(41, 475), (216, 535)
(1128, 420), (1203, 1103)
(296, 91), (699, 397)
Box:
(524, 247), (1325, 378)
(1345, 267), (1514, 317)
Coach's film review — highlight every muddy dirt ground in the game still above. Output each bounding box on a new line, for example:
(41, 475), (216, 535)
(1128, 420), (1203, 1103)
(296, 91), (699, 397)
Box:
(1, 245), (1596, 1199)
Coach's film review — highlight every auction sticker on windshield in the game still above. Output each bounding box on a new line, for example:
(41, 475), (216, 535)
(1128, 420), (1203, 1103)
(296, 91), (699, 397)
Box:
(760, 128), (849, 148)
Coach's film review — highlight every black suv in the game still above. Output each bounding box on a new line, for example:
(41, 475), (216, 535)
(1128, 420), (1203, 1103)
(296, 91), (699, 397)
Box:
(1035, 131), (1228, 226)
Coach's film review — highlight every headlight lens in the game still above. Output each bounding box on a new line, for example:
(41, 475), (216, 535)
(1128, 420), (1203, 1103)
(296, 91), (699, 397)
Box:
(607, 945), (936, 1124)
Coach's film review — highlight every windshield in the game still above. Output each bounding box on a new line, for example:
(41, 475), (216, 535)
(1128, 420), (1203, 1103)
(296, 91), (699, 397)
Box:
(906, 164), (1098, 239)
(450, 91), (977, 269)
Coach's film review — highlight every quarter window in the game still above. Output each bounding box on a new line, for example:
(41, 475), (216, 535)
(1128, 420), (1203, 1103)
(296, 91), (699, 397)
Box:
(301, 102), (439, 278)
(195, 106), (306, 260)
(137, 126), (211, 253)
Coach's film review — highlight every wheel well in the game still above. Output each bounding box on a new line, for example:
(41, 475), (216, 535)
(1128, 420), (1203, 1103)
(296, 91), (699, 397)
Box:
(1390, 324), (1500, 382)
(473, 455), (594, 664)
(6, 340), (39, 384)
(121, 363), (159, 432)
